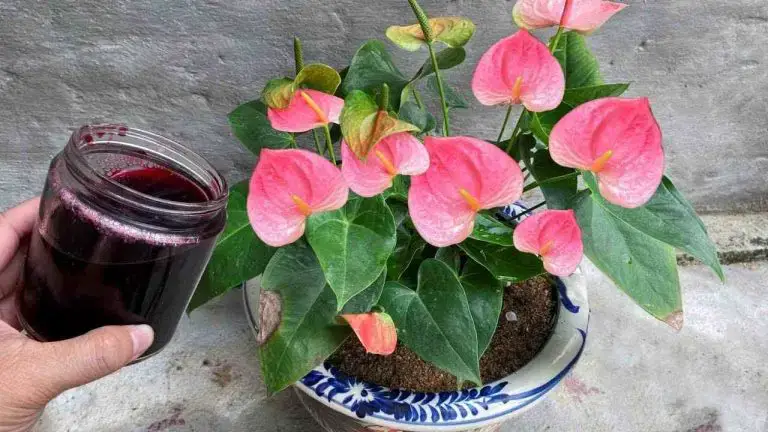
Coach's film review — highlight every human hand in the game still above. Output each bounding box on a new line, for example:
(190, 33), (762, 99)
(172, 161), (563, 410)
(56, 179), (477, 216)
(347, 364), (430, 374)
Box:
(0, 198), (155, 432)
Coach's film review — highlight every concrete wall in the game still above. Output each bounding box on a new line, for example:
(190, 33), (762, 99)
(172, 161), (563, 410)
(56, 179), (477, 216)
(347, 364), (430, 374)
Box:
(1, 0), (766, 213)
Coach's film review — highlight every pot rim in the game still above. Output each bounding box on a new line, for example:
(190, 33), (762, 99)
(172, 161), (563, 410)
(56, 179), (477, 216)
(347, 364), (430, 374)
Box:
(244, 269), (589, 431)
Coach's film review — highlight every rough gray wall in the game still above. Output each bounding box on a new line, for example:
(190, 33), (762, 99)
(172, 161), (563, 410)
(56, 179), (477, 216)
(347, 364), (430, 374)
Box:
(1, 0), (766, 213)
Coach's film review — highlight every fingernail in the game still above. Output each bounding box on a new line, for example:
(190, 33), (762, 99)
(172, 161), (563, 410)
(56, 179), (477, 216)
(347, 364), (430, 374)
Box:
(129, 325), (155, 360)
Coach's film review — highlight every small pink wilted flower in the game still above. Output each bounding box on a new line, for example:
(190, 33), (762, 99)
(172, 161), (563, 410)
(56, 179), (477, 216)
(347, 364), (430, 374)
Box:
(341, 312), (397, 356)
(513, 0), (627, 34)
(549, 97), (664, 208)
(247, 149), (349, 247)
(267, 89), (344, 133)
(513, 210), (583, 276)
(472, 30), (565, 113)
(409, 136), (524, 247)
(341, 133), (429, 197)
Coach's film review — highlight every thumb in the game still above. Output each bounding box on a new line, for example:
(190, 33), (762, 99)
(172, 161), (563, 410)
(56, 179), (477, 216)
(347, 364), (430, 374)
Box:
(33, 324), (154, 394)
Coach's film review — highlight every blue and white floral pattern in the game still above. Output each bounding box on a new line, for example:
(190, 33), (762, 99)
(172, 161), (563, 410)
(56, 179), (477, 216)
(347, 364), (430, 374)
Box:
(498, 201), (531, 223)
(301, 327), (584, 425)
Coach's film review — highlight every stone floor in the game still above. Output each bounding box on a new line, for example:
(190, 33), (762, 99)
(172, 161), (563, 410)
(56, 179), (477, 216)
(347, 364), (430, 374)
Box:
(35, 261), (768, 432)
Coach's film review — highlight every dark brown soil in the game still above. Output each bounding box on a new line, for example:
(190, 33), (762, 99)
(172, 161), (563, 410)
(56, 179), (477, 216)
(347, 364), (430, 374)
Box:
(330, 276), (558, 392)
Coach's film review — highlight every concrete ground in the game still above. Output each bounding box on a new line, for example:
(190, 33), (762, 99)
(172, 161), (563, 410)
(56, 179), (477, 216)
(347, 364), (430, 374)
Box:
(34, 260), (768, 432)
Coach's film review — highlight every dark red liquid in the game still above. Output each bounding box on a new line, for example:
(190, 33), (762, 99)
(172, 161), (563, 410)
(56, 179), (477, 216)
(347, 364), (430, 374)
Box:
(18, 167), (224, 358)
(110, 167), (210, 203)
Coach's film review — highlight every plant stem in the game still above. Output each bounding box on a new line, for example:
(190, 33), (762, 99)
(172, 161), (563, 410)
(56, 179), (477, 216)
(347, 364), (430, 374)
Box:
(293, 37), (304, 74)
(504, 111), (527, 154)
(312, 129), (324, 155)
(515, 201), (547, 218)
(496, 105), (513, 144)
(406, 0), (450, 136)
(523, 171), (580, 193)
(549, 27), (565, 54)
(289, 134), (297, 149)
(322, 124), (336, 165)
(427, 42), (451, 136)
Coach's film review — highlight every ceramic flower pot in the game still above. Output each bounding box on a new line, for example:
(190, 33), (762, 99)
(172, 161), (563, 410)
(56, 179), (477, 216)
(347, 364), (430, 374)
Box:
(243, 267), (588, 432)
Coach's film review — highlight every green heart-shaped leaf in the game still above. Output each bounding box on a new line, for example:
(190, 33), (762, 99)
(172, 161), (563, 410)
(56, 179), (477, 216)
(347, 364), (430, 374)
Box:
(583, 173), (723, 282)
(259, 242), (351, 394)
(553, 32), (603, 89)
(572, 189), (682, 327)
(460, 260), (503, 357)
(306, 195), (398, 310)
(295, 63), (342, 95)
(341, 40), (410, 108)
(189, 180), (276, 312)
(378, 259), (482, 385)
(459, 238), (545, 283)
(340, 90), (419, 158)
(386, 17), (476, 51)
(227, 100), (295, 154)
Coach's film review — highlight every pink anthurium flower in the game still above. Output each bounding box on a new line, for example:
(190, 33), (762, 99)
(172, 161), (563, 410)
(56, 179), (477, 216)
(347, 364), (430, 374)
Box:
(513, 210), (583, 276)
(267, 89), (344, 133)
(471, 30), (565, 112)
(549, 97), (664, 208)
(409, 136), (524, 247)
(513, 0), (627, 34)
(341, 312), (397, 356)
(247, 149), (349, 247)
(341, 132), (430, 197)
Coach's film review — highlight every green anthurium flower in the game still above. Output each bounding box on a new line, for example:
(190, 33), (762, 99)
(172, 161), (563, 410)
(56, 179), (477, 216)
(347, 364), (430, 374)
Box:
(386, 17), (476, 51)
(341, 90), (419, 159)
(294, 63), (342, 95)
(261, 78), (295, 109)
(261, 63), (342, 109)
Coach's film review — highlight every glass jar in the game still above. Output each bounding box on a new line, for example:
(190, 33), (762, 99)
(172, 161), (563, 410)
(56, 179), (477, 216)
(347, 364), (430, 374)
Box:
(17, 124), (227, 360)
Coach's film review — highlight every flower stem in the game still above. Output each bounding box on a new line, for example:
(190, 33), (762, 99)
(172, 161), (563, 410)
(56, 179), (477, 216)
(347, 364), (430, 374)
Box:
(496, 105), (514, 144)
(323, 124), (336, 165)
(406, 0), (450, 136)
(427, 42), (451, 136)
(515, 201), (547, 219)
(293, 37), (304, 75)
(289, 134), (298, 149)
(312, 129), (324, 155)
(523, 171), (580, 193)
(549, 27), (565, 54)
(504, 111), (527, 154)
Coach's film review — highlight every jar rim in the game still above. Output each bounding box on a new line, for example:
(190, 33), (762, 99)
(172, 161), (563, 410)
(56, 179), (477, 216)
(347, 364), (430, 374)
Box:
(63, 124), (228, 217)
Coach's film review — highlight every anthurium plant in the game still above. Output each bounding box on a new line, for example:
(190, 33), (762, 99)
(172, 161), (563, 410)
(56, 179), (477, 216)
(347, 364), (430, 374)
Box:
(190, 0), (723, 394)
